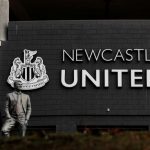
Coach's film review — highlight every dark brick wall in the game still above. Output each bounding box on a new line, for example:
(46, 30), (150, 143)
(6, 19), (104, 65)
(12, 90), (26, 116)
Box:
(0, 20), (150, 131)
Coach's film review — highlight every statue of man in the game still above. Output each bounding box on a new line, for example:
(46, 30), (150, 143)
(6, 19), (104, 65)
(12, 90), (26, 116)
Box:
(1, 81), (31, 137)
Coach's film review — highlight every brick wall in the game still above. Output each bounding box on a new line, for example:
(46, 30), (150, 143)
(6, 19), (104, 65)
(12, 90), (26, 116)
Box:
(0, 20), (150, 131)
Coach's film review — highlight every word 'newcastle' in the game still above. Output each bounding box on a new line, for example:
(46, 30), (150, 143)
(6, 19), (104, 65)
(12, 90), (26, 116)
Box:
(63, 49), (150, 62)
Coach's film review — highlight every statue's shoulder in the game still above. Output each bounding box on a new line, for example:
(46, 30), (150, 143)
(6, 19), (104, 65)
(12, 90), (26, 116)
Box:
(6, 92), (14, 97)
(22, 93), (29, 98)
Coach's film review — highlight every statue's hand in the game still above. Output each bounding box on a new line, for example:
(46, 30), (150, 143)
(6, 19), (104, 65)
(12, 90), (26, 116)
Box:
(7, 116), (12, 119)
(25, 120), (28, 126)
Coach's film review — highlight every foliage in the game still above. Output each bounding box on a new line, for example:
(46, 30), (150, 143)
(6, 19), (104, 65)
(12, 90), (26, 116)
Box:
(1, 131), (150, 150)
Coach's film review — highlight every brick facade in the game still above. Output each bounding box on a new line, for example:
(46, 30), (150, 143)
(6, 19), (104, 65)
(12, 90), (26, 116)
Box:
(0, 20), (150, 131)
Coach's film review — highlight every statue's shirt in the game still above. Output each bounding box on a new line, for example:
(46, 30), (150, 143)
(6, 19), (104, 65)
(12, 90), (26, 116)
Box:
(11, 91), (25, 119)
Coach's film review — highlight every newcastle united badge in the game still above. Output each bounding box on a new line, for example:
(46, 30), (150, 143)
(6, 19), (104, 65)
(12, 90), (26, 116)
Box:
(7, 49), (49, 90)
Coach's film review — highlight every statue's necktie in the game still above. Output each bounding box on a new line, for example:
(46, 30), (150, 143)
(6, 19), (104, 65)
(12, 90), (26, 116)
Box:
(16, 94), (22, 115)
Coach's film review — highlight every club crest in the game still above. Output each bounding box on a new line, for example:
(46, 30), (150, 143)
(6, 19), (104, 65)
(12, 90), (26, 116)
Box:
(7, 49), (49, 90)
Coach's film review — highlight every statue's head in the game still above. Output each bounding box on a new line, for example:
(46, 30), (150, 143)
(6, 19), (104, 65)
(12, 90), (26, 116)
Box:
(14, 80), (22, 90)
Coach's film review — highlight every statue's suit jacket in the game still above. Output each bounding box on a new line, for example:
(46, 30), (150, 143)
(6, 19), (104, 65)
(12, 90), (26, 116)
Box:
(5, 92), (31, 121)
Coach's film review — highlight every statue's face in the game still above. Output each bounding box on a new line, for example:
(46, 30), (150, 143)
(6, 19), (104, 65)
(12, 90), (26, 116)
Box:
(14, 81), (22, 90)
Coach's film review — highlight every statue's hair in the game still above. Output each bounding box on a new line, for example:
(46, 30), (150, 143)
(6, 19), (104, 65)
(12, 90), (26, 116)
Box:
(13, 80), (22, 87)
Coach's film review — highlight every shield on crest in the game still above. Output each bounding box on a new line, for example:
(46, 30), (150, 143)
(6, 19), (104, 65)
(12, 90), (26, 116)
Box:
(22, 66), (35, 81)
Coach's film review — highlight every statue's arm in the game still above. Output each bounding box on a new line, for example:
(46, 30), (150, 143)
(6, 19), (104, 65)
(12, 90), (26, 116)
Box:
(5, 94), (11, 119)
(25, 95), (32, 121)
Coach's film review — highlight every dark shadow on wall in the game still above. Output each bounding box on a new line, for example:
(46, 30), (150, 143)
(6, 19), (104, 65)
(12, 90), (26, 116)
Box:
(0, 111), (2, 130)
(9, 0), (150, 21)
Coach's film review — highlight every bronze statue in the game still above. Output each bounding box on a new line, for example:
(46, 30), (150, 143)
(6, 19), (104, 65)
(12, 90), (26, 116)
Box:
(1, 81), (31, 137)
